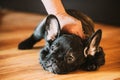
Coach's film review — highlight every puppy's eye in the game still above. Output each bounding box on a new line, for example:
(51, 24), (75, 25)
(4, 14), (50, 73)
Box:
(67, 55), (75, 63)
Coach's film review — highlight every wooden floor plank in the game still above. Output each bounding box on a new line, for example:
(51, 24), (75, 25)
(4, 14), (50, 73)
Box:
(0, 10), (120, 80)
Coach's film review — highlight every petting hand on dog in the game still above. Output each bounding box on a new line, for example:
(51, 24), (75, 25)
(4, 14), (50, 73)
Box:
(41, 0), (86, 39)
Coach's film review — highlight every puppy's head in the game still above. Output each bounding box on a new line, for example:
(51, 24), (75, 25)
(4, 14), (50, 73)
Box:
(40, 15), (102, 74)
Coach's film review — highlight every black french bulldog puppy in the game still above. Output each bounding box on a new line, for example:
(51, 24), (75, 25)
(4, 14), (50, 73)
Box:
(18, 10), (105, 74)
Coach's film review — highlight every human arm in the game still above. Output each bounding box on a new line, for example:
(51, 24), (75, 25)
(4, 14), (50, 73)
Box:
(41, 0), (85, 39)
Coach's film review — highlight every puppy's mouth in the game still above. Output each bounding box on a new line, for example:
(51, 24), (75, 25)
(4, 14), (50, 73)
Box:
(44, 63), (61, 74)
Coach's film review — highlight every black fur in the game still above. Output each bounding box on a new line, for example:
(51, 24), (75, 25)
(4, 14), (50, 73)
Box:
(18, 10), (105, 74)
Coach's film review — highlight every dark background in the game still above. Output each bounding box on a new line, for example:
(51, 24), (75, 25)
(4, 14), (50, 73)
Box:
(0, 0), (120, 26)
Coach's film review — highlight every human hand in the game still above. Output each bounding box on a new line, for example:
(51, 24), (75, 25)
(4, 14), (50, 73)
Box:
(55, 13), (85, 39)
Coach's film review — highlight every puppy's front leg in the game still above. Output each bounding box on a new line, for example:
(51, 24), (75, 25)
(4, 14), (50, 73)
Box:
(81, 47), (105, 71)
(18, 17), (47, 49)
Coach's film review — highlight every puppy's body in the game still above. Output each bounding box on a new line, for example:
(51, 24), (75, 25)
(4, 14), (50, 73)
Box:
(18, 10), (105, 74)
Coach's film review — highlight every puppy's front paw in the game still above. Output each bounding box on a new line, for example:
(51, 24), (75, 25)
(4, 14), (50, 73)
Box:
(18, 35), (38, 49)
(18, 38), (34, 49)
(81, 55), (99, 71)
(85, 63), (99, 71)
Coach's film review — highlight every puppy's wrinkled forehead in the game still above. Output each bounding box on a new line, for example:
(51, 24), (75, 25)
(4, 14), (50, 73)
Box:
(52, 34), (83, 51)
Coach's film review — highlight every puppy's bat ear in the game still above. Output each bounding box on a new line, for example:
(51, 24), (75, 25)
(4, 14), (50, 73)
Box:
(84, 29), (102, 57)
(45, 15), (61, 42)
